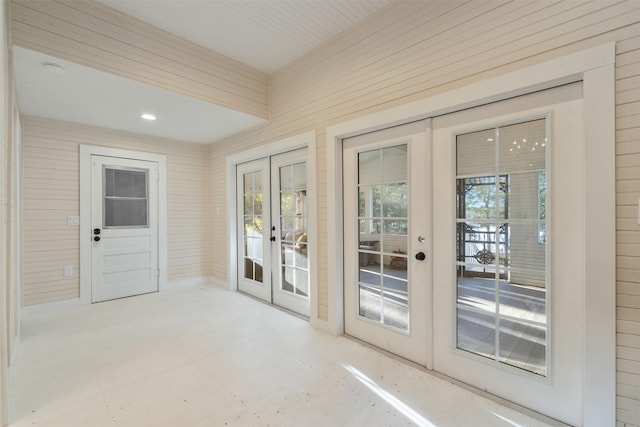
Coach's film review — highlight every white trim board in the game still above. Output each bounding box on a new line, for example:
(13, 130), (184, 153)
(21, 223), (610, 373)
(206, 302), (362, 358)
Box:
(79, 144), (168, 304)
(325, 43), (615, 426)
(226, 130), (319, 325)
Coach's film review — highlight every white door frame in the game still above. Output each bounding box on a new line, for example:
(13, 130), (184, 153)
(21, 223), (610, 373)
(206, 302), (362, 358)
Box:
(326, 43), (615, 425)
(226, 130), (318, 322)
(80, 145), (167, 305)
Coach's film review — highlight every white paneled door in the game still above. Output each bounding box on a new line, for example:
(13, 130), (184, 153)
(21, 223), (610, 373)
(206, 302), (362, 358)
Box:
(343, 121), (431, 365)
(237, 149), (310, 317)
(91, 155), (159, 303)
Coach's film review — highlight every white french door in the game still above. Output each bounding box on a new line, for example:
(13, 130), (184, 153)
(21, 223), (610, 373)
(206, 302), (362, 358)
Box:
(271, 150), (310, 316)
(236, 149), (310, 317)
(343, 121), (431, 365)
(91, 155), (159, 303)
(341, 83), (586, 424)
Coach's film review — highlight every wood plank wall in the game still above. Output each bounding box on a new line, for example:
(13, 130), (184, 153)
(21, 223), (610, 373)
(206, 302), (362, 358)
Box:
(10, 0), (269, 120)
(207, 1), (640, 425)
(22, 117), (210, 306)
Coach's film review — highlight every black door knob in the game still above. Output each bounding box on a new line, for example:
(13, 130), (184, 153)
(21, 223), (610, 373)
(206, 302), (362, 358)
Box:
(93, 228), (101, 235)
(94, 236), (101, 242)
(270, 236), (276, 242)
(415, 251), (426, 261)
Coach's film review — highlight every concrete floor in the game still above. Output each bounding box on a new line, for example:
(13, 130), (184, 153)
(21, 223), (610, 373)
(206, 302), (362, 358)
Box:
(9, 285), (560, 427)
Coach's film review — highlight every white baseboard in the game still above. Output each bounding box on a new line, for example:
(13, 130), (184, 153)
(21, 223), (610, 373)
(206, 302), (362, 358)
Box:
(22, 277), (219, 315)
(165, 276), (214, 290)
(21, 298), (83, 316)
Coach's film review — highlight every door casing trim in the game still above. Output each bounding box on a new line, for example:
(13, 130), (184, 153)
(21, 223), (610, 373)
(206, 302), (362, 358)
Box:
(80, 145), (168, 305)
(325, 43), (615, 426)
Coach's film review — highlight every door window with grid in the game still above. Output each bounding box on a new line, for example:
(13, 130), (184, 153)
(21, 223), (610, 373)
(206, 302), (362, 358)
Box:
(455, 119), (548, 376)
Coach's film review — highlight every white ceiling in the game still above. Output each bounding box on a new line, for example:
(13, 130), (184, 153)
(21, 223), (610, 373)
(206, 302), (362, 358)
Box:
(13, 46), (267, 144)
(98, 0), (392, 73)
(13, 1), (392, 144)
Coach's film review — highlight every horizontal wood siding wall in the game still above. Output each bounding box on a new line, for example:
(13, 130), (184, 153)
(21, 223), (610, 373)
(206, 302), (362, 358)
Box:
(207, 1), (640, 424)
(10, 0), (269, 119)
(22, 116), (210, 306)
(616, 28), (640, 427)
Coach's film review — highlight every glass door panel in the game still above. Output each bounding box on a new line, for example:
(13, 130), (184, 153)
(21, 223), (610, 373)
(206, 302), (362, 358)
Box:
(455, 119), (548, 376)
(357, 145), (409, 330)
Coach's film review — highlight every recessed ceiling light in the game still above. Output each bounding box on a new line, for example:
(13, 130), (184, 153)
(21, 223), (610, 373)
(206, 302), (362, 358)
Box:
(141, 113), (157, 121)
(42, 62), (65, 74)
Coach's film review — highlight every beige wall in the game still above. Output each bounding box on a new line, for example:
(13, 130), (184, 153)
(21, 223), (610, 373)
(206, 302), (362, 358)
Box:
(207, 2), (640, 425)
(10, 0), (269, 120)
(21, 117), (210, 306)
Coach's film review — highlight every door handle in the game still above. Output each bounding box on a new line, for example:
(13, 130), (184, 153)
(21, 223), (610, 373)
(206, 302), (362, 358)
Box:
(270, 236), (276, 242)
(94, 236), (101, 242)
(93, 228), (101, 235)
(415, 251), (426, 261)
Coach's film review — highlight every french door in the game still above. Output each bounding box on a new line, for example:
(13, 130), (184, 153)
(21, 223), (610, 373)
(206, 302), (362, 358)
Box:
(91, 155), (159, 303)
(236, 149), (310, 317)
(342, 84), (585, 425)
(343, 120), (431, 365)
(431, 87), (584, 425)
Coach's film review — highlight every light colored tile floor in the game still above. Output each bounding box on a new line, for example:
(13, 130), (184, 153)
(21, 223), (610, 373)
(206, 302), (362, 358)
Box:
(10, 285), (561, 427)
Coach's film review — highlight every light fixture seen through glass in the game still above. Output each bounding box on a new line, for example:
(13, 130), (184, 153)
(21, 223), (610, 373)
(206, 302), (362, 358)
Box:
(141, 113), (157, 121)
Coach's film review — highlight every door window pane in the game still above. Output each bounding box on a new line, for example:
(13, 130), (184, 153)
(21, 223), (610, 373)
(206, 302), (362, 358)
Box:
(457, 308), (496, 360)
(498, 120), (546, 174)
(103, 167), (148, 228)
(499, 318), (546, 376)
(104, 199), (148, 227)
(455, 119), (547, 376)
(105, 168), (147, 198)
(382, 183), (407, 218)
(359, 285), (382, 321)
(456, 129), (496, 176)
(383, 289), (408, 329)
